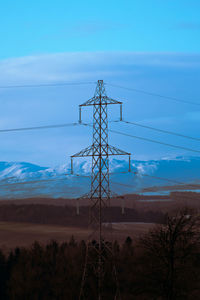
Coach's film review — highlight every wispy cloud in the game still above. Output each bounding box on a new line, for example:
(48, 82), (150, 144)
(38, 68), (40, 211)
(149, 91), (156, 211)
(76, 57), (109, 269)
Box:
(0, 52), (200, 85)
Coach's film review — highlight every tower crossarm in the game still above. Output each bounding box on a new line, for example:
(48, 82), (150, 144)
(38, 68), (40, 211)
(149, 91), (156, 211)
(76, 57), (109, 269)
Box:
(71, 145), (93, 158)
(80, 96), (122, 107)
(71, 144), (131, 174)
(107, 145), (130, 156)
(71, 144), (130, 158)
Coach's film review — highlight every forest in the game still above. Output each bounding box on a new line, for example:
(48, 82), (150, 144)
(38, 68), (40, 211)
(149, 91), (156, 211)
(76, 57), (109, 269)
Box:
(0, 209), (199, 299)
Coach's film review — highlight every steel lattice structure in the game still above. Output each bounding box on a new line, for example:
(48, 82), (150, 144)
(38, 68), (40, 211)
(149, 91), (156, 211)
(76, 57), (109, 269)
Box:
(71, 80), (131, 300)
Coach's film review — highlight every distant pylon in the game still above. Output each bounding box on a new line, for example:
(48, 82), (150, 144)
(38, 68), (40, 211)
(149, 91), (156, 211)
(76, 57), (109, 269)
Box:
(71, 80), (131, 299)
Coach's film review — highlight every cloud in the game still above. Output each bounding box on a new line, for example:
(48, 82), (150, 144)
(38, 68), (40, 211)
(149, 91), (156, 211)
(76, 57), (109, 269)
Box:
(0, 52), (200, 85)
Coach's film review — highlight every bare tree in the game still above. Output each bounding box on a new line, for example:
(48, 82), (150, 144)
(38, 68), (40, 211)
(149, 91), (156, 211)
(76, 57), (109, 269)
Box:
(140, 210), (200, 299)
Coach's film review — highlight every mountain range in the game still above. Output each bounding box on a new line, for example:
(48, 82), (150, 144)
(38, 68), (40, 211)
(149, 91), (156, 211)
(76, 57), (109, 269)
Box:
(0, 156), (199, 199)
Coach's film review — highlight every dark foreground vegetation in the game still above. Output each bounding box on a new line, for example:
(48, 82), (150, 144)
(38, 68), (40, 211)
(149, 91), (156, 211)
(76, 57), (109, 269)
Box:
(0, 210), (199, 299)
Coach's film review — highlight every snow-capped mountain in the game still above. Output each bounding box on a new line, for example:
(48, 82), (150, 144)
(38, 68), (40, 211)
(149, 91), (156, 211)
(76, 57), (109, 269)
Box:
(0, 156), (199, 199)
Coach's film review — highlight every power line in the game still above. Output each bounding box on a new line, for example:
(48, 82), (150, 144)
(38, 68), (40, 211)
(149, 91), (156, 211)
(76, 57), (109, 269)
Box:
(139, 173), (184, 185)
(1, 173), (198, 192)
(1, 121), (200, 156)
(81, 122), (200, 154)
(137, 173), (200, 190)
(106, 82), (200, 107)
(0, 122), (79, 133)
(121, 120), (200, 142)
(109, 170), (183, 185)
(111, 181), (135, 189)
(0, 173), (90, 187)
(0, 172), (186, 187)
(0, 81), (95, 89)
(0, 177), (67, 187)
(109, 128), (200, 155)
(0, 80), (198, 108)
(111, 177), (200, 191)
(111, 171), (196, 187)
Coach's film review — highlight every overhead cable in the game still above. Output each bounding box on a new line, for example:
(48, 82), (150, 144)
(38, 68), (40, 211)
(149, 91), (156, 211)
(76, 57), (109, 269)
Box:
(121, 120), (200, 142)
(0, 81), (95, 89)
(0, 122), (79, 133)
(81, 123), (200, 155)
(106, 83), (200, 107)
(0, 121), (200, 156)
(109, 128), (200, 155)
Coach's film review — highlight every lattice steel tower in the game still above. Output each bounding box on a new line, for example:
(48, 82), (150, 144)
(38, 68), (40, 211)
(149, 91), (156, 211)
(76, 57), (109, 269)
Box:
(71, 80), (131, 300)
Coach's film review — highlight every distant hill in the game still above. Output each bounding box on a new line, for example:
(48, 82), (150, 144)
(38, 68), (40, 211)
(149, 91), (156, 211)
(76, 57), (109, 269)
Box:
(0, 156), (199, 199)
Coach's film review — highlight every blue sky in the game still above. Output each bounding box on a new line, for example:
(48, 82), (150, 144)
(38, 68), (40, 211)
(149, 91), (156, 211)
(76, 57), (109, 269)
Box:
(0, 1), (200, 167)
(0, 0), (200, 58)
(0, 52), (200, 167)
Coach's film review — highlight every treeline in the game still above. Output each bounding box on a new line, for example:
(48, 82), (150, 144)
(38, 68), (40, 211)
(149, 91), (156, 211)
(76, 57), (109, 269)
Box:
(0, 204), (165, 226)
(0, 210), (199, 299)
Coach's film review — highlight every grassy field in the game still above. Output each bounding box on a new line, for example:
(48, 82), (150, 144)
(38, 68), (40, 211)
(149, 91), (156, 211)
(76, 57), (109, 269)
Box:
(0, 221), (155, 251)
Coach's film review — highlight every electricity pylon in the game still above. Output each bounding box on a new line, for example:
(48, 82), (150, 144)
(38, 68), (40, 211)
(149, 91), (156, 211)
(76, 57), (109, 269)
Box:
(71, 80), (131, 300)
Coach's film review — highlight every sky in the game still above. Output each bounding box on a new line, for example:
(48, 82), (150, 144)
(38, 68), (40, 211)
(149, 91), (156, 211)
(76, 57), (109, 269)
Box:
(1, 0), (200, 58)
(0, 1), (200, 167)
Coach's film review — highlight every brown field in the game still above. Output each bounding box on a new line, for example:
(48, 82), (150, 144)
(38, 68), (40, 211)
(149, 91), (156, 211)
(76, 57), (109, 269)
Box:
(0, 191), (199, 251)
(0, 221), (155, 251)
